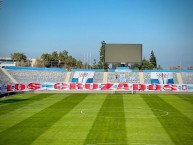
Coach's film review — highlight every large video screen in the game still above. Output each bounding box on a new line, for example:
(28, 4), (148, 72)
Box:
(105, 44), (142, 63)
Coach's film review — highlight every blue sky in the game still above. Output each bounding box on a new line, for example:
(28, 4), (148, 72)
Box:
(0, 0), (193, 69)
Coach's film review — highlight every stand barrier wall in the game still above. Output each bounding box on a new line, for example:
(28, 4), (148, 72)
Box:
(1, 83), (193, 93)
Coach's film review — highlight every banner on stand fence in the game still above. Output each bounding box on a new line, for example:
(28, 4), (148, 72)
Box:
(1, 82), (193, 93)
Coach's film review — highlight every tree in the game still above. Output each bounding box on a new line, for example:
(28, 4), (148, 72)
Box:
(92, 59), (98, 69)
(50, 51), (59, 61)
(76, 60), (83, 69)
(59, 50), (68, 62)
(41, 53), (51, 61)
(141, 58), (154, 70)
(11, 52), (28, 66)
(100, 41), (105, 64)
(11, 52), (27, 61)
(132, 64), (140, 70)
(149, 50), (157, 68)
(65, 56), (76, 70)
(98, 41), (108, 69)
(40, 50), (71, 68)
(41, 53), (51, 67)
(17, 60), (30, 67)
(58, 50), (68, 68)
(50, 51), (59, 67)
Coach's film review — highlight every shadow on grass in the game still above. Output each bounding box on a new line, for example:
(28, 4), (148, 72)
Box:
(0, 99), (29, 104)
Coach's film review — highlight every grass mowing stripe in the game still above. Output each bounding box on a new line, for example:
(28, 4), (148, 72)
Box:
(159, 94), (193, 122)
(0, 94), (68, 133)
(175, 94), (193, 105)
(0, 93), (53, 116)
(0, 93), (88, 145)
(31, 94), (107, 145)
(123, 94), (175, 145)
(141, 94), (193, 145)
(84, 94), (127, 145)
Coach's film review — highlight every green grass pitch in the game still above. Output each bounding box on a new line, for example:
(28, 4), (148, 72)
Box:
(0, 93), (193, 145)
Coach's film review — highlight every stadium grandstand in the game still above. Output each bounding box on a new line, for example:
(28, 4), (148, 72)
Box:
(1, 66), (192, 84)
(0, 66), (193, 94)
(0, 44), (193, 93)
